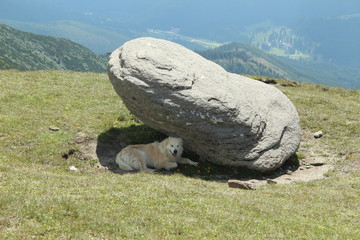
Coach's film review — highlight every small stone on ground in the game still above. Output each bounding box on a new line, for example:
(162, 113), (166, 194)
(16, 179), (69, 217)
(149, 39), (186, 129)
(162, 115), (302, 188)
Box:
(49, 126), (60, 131)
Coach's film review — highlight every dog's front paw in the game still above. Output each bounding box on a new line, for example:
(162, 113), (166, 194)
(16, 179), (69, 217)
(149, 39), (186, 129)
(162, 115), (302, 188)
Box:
(189, 161), (199, 166)
(183, 158), (199, 166)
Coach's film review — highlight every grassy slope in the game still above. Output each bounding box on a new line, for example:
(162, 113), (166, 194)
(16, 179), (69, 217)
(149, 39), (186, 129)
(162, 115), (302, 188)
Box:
(0, 24), (107, 72)
(0, 70), (359, 239)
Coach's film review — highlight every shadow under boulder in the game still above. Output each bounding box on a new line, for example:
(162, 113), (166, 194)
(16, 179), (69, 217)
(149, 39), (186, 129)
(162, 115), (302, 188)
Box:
(96, 128), (125, 173)
(93, 125), (300, 182)
(73, 128), (331, 186)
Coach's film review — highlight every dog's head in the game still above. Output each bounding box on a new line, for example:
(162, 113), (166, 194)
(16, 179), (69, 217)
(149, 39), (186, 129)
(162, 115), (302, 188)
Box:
(164, 137), (183, 158)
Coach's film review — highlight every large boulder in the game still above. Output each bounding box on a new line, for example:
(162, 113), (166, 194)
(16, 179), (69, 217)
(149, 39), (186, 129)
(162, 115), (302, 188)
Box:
(108, 37), (301, 172)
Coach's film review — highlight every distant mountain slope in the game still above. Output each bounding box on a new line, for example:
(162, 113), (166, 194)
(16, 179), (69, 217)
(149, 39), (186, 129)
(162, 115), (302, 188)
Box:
(0, 19), (220, 53)
(0, 24), (106, 72)
(197, 42), (305, 79)
(242, 25), (318, 60)
(0, 19), (131, 54)
(197, 42), (360, 89)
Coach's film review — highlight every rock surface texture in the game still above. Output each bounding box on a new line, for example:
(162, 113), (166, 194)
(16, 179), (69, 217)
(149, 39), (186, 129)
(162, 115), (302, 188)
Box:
(108, 37), (301, 172)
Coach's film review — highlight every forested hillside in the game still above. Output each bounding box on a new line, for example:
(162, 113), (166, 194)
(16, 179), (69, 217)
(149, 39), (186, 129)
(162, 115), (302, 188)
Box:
(0, 24), (106, 72)
(244, 26), (317, 60)
(198, 42), (311, 80)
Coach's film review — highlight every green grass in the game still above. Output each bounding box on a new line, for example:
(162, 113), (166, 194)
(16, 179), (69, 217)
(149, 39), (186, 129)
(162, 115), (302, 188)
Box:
(1, 70), (359, 239)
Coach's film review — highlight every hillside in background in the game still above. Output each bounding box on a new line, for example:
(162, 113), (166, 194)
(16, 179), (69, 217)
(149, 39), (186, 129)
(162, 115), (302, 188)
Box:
(198, 42), (297, 79)
(0, 24), (106, 72)
(0, 19), (132, 54)
(241, 24), (317, 60)
(0, 18), (221, 54)
(198, 42), (360, 89)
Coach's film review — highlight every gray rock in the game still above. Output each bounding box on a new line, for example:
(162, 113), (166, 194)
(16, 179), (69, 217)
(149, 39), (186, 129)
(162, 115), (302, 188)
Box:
(266, 179), (278, 184)
(308, 158), (326, 166)
(49, 126), (60, 131)
(314, 130), (324, 139)
(228, 179), (256, 190)
(108, 37), (301, 172)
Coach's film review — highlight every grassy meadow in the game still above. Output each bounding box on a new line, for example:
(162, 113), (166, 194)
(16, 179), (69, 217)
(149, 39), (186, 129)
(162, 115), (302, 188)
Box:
(0, 70), (359, 239)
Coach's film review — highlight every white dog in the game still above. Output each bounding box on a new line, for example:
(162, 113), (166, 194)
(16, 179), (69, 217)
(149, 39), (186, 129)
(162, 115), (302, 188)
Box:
(116, 137), (198, 172)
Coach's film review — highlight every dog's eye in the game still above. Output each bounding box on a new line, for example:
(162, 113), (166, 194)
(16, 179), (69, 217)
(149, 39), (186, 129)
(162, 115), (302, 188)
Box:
(177, 145), (179, 147)
(171, 145), (174, 147)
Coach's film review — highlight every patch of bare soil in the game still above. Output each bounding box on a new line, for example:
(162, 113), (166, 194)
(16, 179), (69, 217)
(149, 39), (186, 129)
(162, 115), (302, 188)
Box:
(71, 129), (344, 188)
(72, 130), (130, 174)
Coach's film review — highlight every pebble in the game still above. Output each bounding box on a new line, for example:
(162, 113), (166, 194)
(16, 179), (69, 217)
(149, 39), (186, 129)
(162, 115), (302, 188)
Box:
(69, 166), (78, 172)
(49, 126), (60, 131)
(228, 179), (256, 190)
(309, 159), (326, 166)
(266, 179), (277, 184)
(314, 130), (324, 139)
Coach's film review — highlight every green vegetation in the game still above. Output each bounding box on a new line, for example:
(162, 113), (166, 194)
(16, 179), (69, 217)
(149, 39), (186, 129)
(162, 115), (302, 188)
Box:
(0, 24), (107, 72)
(1, 70), (359, 239)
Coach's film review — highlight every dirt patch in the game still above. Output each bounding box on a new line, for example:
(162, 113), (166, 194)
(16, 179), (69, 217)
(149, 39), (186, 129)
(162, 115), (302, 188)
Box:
(264, 164), (333, 185)
(72, 129), (338, 186)
(72, 132), (98, 161)
(71, 130), (128, 173)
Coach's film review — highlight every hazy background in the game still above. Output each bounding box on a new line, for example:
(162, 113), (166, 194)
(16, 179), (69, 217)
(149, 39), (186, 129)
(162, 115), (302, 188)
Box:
(1, 0), (359, 27)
